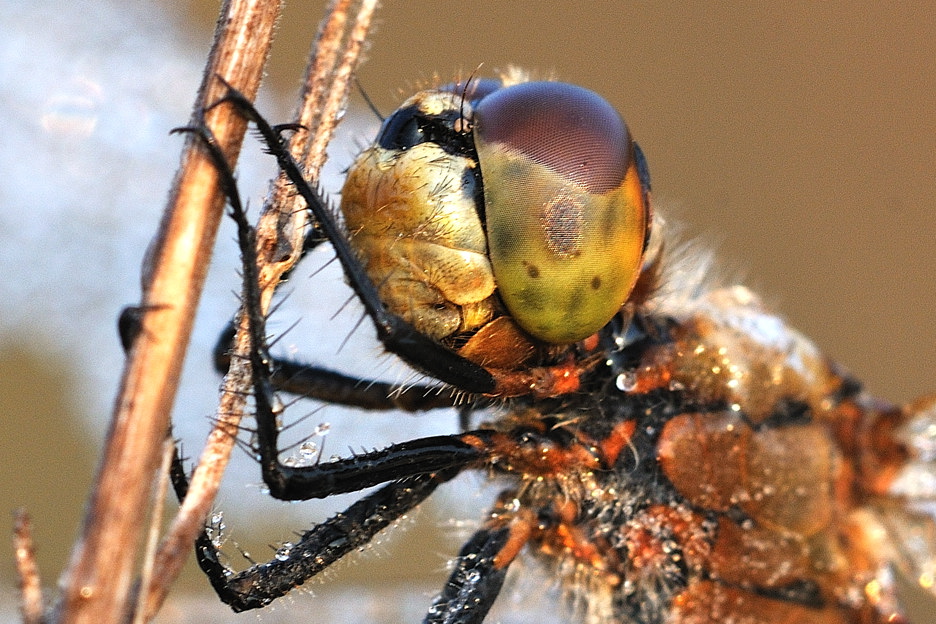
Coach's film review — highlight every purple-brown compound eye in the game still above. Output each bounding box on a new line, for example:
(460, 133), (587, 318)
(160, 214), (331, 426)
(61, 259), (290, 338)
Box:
(472, 82), (651, 344)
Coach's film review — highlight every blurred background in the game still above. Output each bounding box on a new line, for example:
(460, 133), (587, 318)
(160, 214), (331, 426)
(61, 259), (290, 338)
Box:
(1, 0), (933, 621)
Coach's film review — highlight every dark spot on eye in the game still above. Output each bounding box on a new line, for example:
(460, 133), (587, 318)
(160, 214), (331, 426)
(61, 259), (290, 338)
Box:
(525, 262), (540, 279)
(591, 275), (602, 290)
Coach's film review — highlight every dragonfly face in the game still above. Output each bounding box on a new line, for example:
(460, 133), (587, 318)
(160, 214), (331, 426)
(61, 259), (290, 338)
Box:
(193, 74), (936, 623)
(341, 77), (651, 352)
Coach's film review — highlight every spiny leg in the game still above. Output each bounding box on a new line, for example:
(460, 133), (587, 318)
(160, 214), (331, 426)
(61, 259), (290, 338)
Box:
(171, 452), (462, 612)
(212, 321), (467, 412)
(172, 111), (495, 611)
(170, 115), (477, 495)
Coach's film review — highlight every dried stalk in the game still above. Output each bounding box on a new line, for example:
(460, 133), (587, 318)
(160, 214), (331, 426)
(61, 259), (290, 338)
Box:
(51, 0), (283, 622)
(131, 439), (176, 624)
(138, 0), (377, 620)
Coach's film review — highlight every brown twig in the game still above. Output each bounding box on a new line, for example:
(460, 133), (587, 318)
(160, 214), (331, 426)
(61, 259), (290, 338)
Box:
(51, 1), (283, 622)
(13, 509), (43, 624)
(137, 0), (378, 621)
(131, 438), (176, 624)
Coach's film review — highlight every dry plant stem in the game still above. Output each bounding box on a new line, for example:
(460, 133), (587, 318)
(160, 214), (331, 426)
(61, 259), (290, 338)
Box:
(138, 0), (378, 620)
(131, 439), (176, 624)
(52, 1), (282, 623)
(259, 0), (378, 286)
(13, 510), (43, 624)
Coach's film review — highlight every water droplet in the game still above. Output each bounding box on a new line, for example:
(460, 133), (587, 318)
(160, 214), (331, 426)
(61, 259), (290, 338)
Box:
(314, 422), (331, 437)
(275, 542), (294, 561)
(299, 440), (317, 459)
(616, 370), (637, 392)
(207, 512), (226, 547)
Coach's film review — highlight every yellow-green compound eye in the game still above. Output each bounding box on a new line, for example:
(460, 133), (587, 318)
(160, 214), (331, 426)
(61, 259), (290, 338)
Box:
(473, 82), (650, 344)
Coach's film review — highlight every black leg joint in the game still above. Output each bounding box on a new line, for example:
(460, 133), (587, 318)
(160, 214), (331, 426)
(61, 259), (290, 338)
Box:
(424, 526), (512, 624)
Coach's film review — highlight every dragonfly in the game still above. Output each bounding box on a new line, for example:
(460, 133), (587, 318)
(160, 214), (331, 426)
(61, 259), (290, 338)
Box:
(174, 70), (936, 623)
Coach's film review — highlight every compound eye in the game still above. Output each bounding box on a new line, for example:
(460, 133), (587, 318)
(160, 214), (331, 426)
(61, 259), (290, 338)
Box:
(475, 81), (629, 194)
(473, 82), (650, 344)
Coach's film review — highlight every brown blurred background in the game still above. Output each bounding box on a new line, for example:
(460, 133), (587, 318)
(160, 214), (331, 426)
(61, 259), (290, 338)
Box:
(1, 1), (933, 622)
